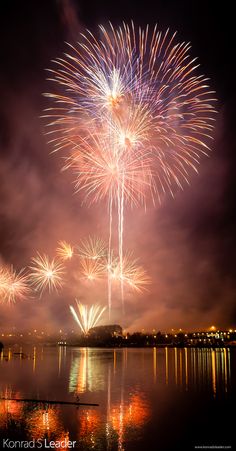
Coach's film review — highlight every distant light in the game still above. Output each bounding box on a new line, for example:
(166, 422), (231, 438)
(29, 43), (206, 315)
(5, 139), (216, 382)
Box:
(229, 329), (232, 333)
(185, 334), (188, 337)
(211, 326), (216, 330)
(165, 334), (168, 338)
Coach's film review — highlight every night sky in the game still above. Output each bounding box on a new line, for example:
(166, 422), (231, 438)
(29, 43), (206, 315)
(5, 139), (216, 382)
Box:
(0, 0), (235, 332)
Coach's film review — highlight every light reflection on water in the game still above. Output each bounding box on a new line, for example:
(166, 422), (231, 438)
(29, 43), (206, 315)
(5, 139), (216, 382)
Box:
(0, 346), (235, 450)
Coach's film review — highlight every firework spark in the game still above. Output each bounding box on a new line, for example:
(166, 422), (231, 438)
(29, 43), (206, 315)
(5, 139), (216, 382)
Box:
(29, 253), (64, 295)
(69, 301), (106, 335)
(0, 266), (31, 304)
(56, 240), (74, 260)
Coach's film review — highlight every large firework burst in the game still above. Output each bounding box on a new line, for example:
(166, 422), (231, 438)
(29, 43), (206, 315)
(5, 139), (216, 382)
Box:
(45, 23), (216, 196)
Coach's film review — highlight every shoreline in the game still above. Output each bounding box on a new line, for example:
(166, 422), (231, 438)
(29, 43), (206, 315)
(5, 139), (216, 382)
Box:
(1, 343), (236, 349)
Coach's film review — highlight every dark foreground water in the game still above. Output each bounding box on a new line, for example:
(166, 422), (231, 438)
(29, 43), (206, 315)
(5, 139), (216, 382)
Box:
(0, 346), (235, 450)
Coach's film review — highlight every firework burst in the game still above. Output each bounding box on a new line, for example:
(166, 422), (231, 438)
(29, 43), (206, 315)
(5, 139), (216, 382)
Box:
(111, 253), (151, 293)
(56, 240), (74, 260)
(69, 301), (106, 335)
(78, 236), (107, 260)
(45, 23), (216, 196)
(80, 258), (105, 281)
(29, 253), (65, 295)
(0, 266), (31, 304)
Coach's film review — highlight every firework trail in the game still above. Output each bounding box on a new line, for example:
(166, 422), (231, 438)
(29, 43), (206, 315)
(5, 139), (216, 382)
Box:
(29, 253), (65, 295)
(44, 23), (216, 313)
(69, 301), (106, 335)
(56, 240), (74, 260)
(0, 266), (31, 304)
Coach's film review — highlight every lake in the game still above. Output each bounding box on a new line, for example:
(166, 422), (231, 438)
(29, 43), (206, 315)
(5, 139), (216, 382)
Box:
(0, 346), (235, 450)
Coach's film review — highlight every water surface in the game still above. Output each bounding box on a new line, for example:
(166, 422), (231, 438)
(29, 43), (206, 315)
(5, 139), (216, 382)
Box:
(0, 346), (235, 450)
